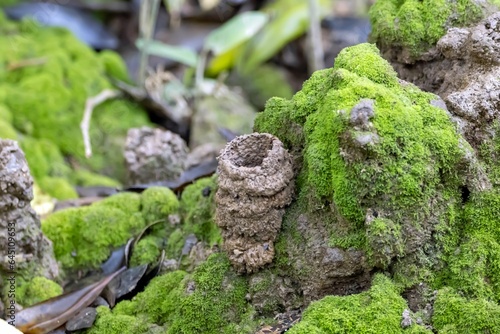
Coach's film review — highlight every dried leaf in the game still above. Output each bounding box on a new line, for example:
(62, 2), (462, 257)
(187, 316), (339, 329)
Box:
(16, 267), (126, 334)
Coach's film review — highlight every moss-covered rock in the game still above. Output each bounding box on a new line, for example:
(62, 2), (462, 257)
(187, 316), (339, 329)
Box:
(369, 0), (500, 60)
(88, 253), (255, 334)
(141, 187), (179, 223)
(88, 306), (150, 334)
(180, 176), (221, 247)
(289, 274), (431, 333)
(42, 192), (147, 270)
(254, 43), (475, 302)
(433, 287), (500, 333)
(443, 190), (500, 301)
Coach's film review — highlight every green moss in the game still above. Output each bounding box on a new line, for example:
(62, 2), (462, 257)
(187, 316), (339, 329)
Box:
(16, 276), (63, 307)
(38, 176), (78, 200)
(98, 50), (130, 82)
(0, 104), (12, 123)
(442, 190), (500, 301)
(333, 43), (398, 88)
(95, 192), (142, 215)
(0, 119), (17, 139)
(365, 218), (404, 269)
(179, 176), (221, 246)
(433, 287), (500, 333)
(369, 0), (497, 58)
(87, 306), (150, 334)
(289, 274), (430, 333)
(0, 17), (151, 184)
(129, 235), (163, 267)
(42, 201), (147, 270)
(20, 137), (71, 181)
(71, 169), (121, 187)
(141, 187), (180, 223)
(100, 254), (253, 333)
(166, 228), (185, 259)
(167, 253), (251, 334)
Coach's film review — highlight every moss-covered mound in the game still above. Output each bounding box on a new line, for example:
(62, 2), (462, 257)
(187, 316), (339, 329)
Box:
(289, 274), (430, 333)
(0, 11), (151, 198)
(42, 187), (179, 271)
(369, 0), (500, 59)
(254, 43), (477, 301)
(87, 253), (255, 334)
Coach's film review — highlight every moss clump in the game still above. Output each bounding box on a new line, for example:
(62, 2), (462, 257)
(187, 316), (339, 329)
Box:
(433, 287), (500, 333)
(442, 190), (500, 301)
(0, 119), (17, 139)
(0, 15), (151, 186)
(289, 274), (430, 333)
(167, 253), (251, 334)
(87, 306), (150, 334)
(254, 43), (466, 289)
(369, 0), (498, 58)
(92, 253), (253, 334)
(71, 169), (121, 187)
(16, 276), (63, 307)
(38, 176), (78, 200)
(180, 176), (221, 246)
(42, 198), (147, 270)
(129, 235), (164, 267)
(95, 192), (142, 215)
(365, 217), (404, 269)
(20, 137), (71, 182)
(141, 187), (180, 223)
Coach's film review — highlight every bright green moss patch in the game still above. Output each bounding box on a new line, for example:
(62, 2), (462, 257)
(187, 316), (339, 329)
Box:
(180, 176), (221, 246)
(16, 276), (63, 307)
(87, 306), (150, 334)
(289, 274), (430, 333)
(333, 43), (398, 87)
(0, 119), (17, 139)
(38, 176), (78, 200)
(433, 287), (500, 333)
(42, 200), (147, 270)
(442, 190), (500, 301)
(167, 253), (251, 334)
(95, 192), (142, 215)
(141, 187), (180, 223)
(129, 235), (164, 267)
(96, 254), (254, 334)
(0, 14), (151, 190)
(369, 0), (498, 58)
(71, 169), (122, 187)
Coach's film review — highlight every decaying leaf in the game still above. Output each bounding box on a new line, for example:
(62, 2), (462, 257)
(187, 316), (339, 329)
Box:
(15, 267), (126, 334)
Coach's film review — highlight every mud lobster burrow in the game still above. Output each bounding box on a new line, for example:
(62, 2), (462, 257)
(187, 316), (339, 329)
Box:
(215, 133), (295, 273)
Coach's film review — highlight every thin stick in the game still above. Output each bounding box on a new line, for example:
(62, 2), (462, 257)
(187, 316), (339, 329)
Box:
(7, 57), (46, 71)
(139, 0), (161, 86)
(80, 89), (120, 158)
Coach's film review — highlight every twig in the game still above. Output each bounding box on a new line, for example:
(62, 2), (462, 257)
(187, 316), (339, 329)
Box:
(81, 89), (120, 158)
(307, 0), (324, 73)
(139, 0), (161, 86)
(7, 57), (46, 71)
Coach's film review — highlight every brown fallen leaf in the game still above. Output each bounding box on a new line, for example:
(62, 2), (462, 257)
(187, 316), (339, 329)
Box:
(15, 267), (126, 334)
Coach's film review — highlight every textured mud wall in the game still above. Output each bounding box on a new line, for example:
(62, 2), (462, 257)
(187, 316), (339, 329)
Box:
(216, 133), (295, 273)
(0, 140), (59, 312)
